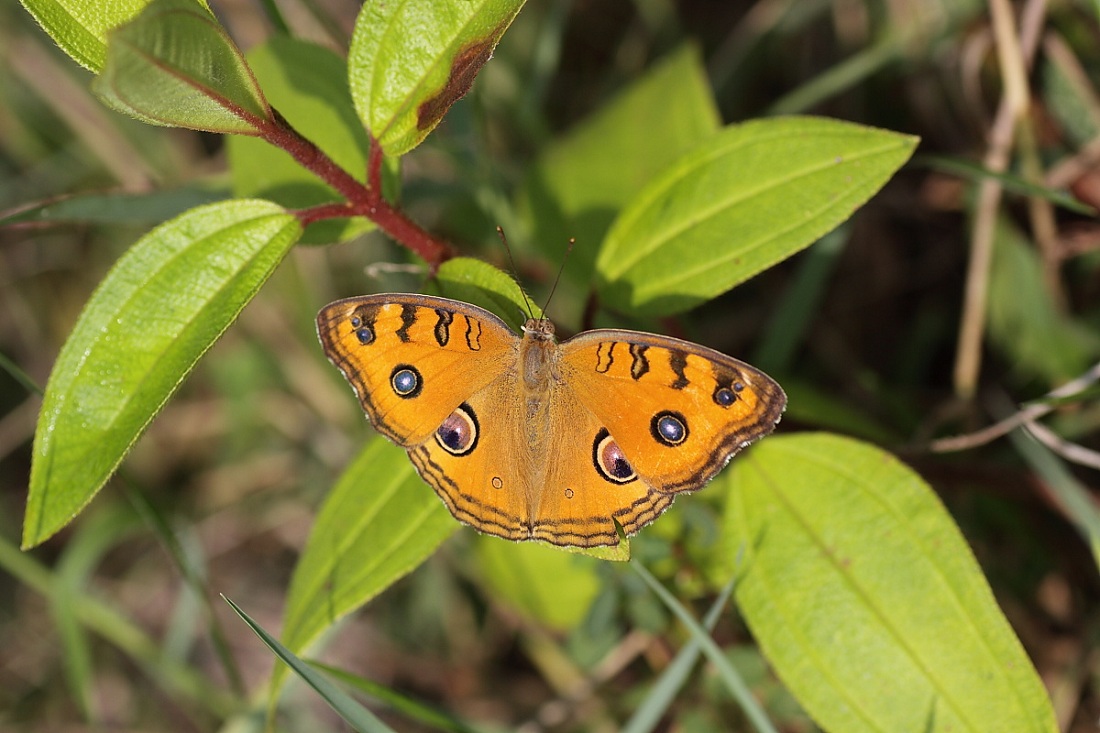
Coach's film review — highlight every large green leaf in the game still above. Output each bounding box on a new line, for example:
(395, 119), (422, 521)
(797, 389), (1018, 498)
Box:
(725, 433), (1058, 733)
(17, 0), (164, 71)
(597, 117), (918, 316)
(92, 0), (271, 133)
(276, 437), (457, 691)
(348, 0), (525, 156)
(227, 37), (374, 244)
(24, 200), (301, 548)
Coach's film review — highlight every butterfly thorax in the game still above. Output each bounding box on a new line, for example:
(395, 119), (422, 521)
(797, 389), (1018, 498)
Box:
(519, 318), (562, 448)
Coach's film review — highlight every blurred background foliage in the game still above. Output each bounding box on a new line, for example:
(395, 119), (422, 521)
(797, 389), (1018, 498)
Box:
(2, 0), (1100, 730)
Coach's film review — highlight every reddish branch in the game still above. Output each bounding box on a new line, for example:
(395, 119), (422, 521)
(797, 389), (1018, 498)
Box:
(256, 109), (454, 272)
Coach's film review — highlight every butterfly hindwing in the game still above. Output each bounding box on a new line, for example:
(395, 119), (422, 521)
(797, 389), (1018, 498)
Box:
(405, 373), (532, 541)
(530, 385), (674, 547)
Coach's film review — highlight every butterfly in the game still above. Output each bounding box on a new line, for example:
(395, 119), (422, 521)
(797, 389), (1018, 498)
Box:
(317, 293), (786, 547)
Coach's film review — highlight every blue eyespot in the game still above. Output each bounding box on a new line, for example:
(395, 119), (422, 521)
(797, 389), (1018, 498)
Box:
(651, 411), (688, 446)
(390, 364), (422, 398)
(713, 386), (737, 407)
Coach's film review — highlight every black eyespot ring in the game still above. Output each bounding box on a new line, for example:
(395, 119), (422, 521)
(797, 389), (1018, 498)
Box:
(651, 411), (689, 446)
(593, 428), (637, 484)
(390, 364), (422, 398)
(435, 403), (479, 456)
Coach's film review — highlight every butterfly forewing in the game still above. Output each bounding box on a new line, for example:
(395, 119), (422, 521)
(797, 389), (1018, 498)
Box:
(317, 295), (517, 446)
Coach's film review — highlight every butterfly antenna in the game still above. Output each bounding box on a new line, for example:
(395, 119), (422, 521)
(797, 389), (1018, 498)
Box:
(541, 237), (575, 319)
(496, 226), (535, 320)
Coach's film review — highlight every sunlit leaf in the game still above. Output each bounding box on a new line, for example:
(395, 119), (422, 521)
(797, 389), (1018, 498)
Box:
(597, 117), (918, 316)
(16, 0), (164, 71)
(432, 256), (533, 331)
(276, 437), (457, 691)
(24, 200), (301, 547)
(725, 433), (1058, 733)
(519, 44), (721, 324)
(93, 0), (271, 133)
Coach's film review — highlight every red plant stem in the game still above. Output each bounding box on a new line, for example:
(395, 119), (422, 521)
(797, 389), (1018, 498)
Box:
(260, 110), (366, 205)
(257, 109), (453, 271)
(368, 136), (384, 195)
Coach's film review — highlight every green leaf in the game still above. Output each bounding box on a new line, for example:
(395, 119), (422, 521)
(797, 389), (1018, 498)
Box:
(631, 562), (778, 733)
(474, 535), (602, 630)
(725, 433), (1058, 733)
(16, 0), (160, 71)
(520, 44), (720, 318)
(225, 597), (399, 733)
(24, 200), (301, 548)
(432, 256), (534, 331)
(275, 437), (457, 692)
(227, 37), (375, 244)
(917, 155), (1096, 216)
(622, 578), (734, 733)
(987, 216), (1100, 383)
(597, 117), (918, 317)
(92, 0), (271, 133)
(310, 662), (482, 733)
(348, 0), (525, 156)
(0, 186), (227, 226)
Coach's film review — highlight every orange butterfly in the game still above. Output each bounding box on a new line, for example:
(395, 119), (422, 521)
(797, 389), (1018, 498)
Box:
(318, 294), (785, 547)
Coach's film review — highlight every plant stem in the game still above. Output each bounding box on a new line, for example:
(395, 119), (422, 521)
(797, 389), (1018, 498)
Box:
(256, 111), (454, 271)
(953, 0), (1046, 399)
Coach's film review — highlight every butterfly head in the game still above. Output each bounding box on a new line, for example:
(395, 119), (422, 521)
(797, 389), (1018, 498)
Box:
(522, 317), (556, 342)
